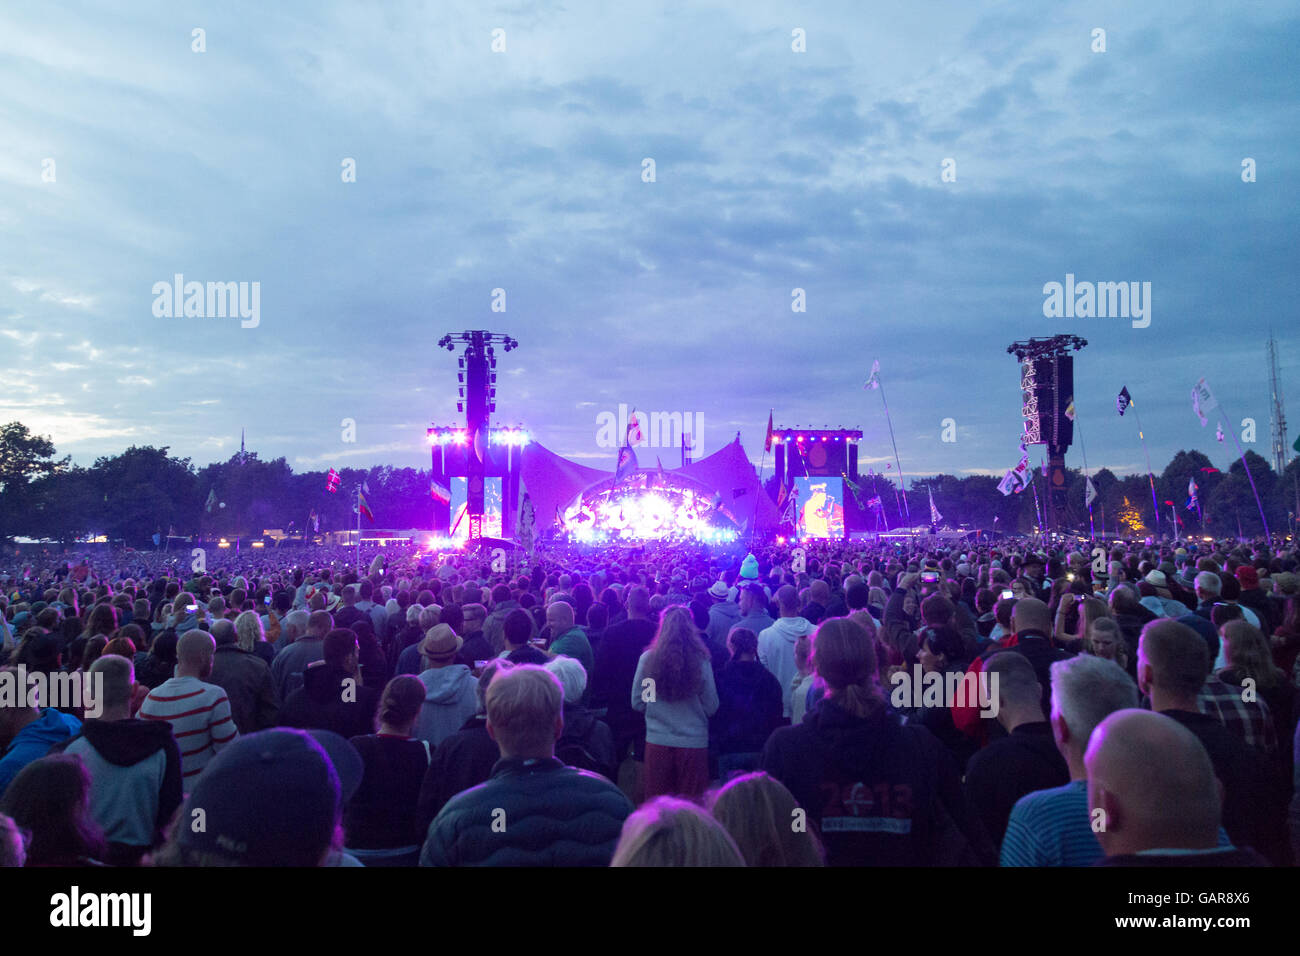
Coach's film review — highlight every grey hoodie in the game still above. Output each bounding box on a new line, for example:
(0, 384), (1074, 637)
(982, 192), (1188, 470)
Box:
(415, 665), (479, 749)
(758, 617), (816, 717)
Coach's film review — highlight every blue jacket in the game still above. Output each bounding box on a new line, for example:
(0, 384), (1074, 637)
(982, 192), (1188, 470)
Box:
(0, 708), (83, 797)
(419, 756), (633, 866)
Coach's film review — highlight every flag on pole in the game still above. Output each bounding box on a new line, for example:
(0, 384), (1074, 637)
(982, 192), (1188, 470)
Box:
(863, 359), (881, 391)
(1064, 396), (1076, 421)
(357, 491), (374, 524)
(928, 486), (942, 525)
(627, 408), (644, 446)
(1216, 423), (1225, 443)
(842, 473), (864, 508)
(998, 471), (1018, 497)
(205, 488), (218, 513)
(362, 479), (370, 495)
(1187, 477), (1199, 510)
(429, 478), (451, 505)
(711, 491), (724, 511)
(1086, 476), (1098, 508)
(1117, 386), (1132, 416)
(1191, 377), (1218, 426)
(1041, 458), (1049, 478)
(867, 495), (883, 511)
(764, 410), (774, 453)
(616, 442), (638, 481)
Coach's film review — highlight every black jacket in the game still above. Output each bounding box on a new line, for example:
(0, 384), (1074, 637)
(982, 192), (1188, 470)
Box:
(278, 664), (380, 740)
(761, 698), (991, 866)
(557, 704), (617, 781)
(711, 659), (784, 756)
(209, 644), (278, 734)
(962, 721), (1068, 851)
(454, 631), (494, 669)
(346, 734), (430, 849)
(417, 715), (499, 831)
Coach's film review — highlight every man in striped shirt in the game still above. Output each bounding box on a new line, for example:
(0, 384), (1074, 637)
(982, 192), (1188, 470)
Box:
(140, 630), (238, 783)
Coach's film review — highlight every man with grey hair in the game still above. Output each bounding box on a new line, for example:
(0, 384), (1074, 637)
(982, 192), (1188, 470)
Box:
(964, 652), (1068, 851)
(210, 617), (278, 734)
(1000, 654), (1137, 866)
(1086, 709), (1267, 865)
(274, 608), (310, 653)
(271, 609), (332, 700)
(419, 664), (632, 866)
(58, 654), (182, 865)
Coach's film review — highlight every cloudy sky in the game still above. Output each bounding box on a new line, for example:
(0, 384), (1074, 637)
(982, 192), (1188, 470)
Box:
(2, 0), (1296, 483)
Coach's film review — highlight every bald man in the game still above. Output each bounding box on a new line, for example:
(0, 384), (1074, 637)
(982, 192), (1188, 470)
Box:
(1136, 619), (1286, 862)
(1086, 710), (1267, 866)
(1003, 597), (1071, 716)
(545, 600), (593, 688)
(140, 630), (238, 782)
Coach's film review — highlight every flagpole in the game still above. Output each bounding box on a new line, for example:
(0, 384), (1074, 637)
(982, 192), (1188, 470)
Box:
(752, 410), (771, 544)
(1127, 399), (1161, 534)
(1074, 415), (1096, 540)
(874, 377), (912, 526)
(1216, 406), (1271, 541)
(355, 485), (361, 574)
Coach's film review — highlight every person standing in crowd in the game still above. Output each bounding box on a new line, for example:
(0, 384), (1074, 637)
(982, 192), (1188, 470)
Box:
(1088, 710), (1268, 866)
(271, 610), (332, 700)
(707, 771), (823, 866)
(757, 585), (816, 720)
(710, 627), (784, 779)
(414, 624), (479, 748)
(609, 796), (745, 867)
(278, 629), (380, 740)
(632, 606), (719, 800)
(208, 619), (278, 734)
(420, 665), (633, 866)
(0, 754), (107, 866)
(139, 631), (237, 784)
(762, 617), (988, 866)
(0, 665), (82, 798)
(57, 655), (182, 866)
(963, 652), (1068, 853)
(345, 675), (430, 866)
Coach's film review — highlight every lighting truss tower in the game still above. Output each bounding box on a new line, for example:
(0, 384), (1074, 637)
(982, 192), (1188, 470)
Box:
(1268, 332), (1289, 477)
(1007, 335), (1088, 533)
(437, 330), (519, 540)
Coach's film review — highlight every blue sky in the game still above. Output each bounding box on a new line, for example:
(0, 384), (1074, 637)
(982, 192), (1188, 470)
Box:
(2, 0), (1297, 482)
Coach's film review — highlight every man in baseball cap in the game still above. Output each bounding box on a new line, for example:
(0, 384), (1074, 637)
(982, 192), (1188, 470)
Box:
(157, 728), (361, 866)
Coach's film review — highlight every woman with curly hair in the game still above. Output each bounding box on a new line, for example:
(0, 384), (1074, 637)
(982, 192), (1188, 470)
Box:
(632, 605), (718, 800)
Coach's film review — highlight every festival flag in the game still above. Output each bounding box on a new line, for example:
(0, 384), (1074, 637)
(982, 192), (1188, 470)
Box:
(616, 442), (638, 481)
(776, 484), (789, 509)
(1064, 396), (1076, 421)
(627, 408), (644, 446)
(205, 488), (218, 513)
(1186, 477), (1199, 511)
(362, 479), (370, 495)
(1041, 458), (1049, 478)
(711, 491), (724, 511)
(326, 469), (340, 494)
(1086, 476), (1098, 508)
(1117, 386), (1132, 416)
(1216, 423), (1225, 443)
(867, 495), (883, 511)
(863, 359), (881, 391)
(429, 478), (451, 505)
(842, 473), (864, 508)
(1191, 377), (1218, 426)
(928, 486), (942, 525)
(357, 490), (374, 524)
(764, 410), (774, 453)
(997, 470), (1018, 497)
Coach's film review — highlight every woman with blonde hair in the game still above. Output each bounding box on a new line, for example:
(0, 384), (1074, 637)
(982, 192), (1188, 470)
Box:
(609, 796), (744, 867)
(631, 606), (718, 800)
(234, 610), (275, 664)
(708, 771), (823, 866)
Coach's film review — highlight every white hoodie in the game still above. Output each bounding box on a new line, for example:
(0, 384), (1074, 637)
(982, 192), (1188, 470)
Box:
(758, 616), (816, 717)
